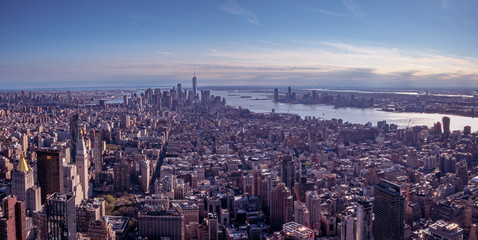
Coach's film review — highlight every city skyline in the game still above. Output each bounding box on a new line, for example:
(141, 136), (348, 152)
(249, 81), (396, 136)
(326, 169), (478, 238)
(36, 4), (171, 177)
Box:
(0, 83), (476, 239)
(1, 0), (478, 88)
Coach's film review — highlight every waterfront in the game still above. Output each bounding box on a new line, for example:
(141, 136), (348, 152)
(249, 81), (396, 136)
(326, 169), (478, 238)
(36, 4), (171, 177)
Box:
(212, 90), (478, 131)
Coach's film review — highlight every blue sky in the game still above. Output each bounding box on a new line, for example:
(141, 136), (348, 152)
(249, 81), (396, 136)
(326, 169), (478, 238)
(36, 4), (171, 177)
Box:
(1, 0), (477, 89)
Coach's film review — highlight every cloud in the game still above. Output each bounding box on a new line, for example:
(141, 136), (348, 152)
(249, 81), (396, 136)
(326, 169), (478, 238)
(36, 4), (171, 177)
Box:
(311, 8), (350, 18)
(342, 0), (367, 17)
(2, 42), (478, 88)
(307, 1), (383, 26)
(220, 0), (259, 25)
(311, 10), (382, 27)
(253, 40), (289, 48)
(155, 51), (174, 56)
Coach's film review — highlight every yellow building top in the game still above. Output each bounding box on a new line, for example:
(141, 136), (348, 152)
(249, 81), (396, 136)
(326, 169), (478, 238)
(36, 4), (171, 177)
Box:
(17, 152), (30, 172)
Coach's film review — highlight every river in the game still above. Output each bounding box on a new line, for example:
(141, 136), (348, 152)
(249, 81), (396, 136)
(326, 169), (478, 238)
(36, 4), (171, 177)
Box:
(211, 90), (478, 132)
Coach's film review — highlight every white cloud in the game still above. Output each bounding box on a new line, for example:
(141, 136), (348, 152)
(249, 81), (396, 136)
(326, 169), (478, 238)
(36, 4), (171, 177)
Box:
(2, 42), (478, 88)
(342, 0), (367, 17)
(220, 0), (259, 25)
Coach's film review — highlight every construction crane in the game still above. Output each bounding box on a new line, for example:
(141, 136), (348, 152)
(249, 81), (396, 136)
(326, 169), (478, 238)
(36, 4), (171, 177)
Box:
(293, 186), (314, 239)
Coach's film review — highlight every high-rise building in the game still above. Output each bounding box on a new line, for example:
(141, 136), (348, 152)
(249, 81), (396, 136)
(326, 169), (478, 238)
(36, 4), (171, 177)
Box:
(439, 153), (456, 173)
(11, 152), (41, 212)
(259, 172), (280, 216)
(76, 136), (89, 200)
(442, 116), (451, 136)
(356, 199), (374, 240)
(270, 183), (293, 231)
(0, 195), (26, 240)
(177, 83), (182, 100)
(308, 131), (318, 152)
(120, 115), (130, 129)
(123, 95), (129, 106)
(76, 198), (106, 233)
(434, 122), (442, 134)
(281, 156), (295, 190)
(274, 88), (279, 102)
(140, 160), (150, 194)
(208, 213), (218, 240)
(21, 133), (28, 153)
(464, 125), (471, 136)
(373, 179), (405, 240)
(46, 193), (76, 240)
(114, 157), (131, 192)
(11, 152), (33, 202)
(70, 114), (79, 163)
(338, 214), (355, 240)
(37, 149), (64, 203)
(305, 190), (321, 231)
(33, 209), (47, 240)
(93, 131), (102, 185)
(294, 201), (310, 226)
(63, 164), (84, 205)
(192, 71), (197, 97)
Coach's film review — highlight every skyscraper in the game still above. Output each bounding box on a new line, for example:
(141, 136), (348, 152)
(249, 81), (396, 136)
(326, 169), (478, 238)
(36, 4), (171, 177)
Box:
(192, 71), (197, 97)
(123, 95), (129, 106)
(373, 179), (405, 240)
(140, 160), (150, 194)
(270, 183), (293, 231)
(0, 195), (26, 240)
(114, 157), (131, 192)
(70, 114), (79, 163)
(281, 156), (295, 190)
(76, 135), (89, 200)
(305, 190), (321, 231)
(177, 83), (182, 100)
(442, 116), (451, 136)
(46, 193), (76, 240)
(37, 149), (64, 203)
(356, 199), (374, 240)
(62, 164), (84, 205)
(21, 133), (28, 153)
(11, 152), (33, 202)
(208, 213), (218, 240)
(93, 130), (102, 185)
(464, 125), (471, 136)
(11, 152), (41, 211)
(294, 201), (310, 226)
(274, 88), (279, 102)
(120, 115), (130, 129)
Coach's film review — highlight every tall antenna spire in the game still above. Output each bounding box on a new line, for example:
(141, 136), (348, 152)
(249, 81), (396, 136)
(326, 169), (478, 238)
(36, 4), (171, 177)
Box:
(192, 66), (198, 97)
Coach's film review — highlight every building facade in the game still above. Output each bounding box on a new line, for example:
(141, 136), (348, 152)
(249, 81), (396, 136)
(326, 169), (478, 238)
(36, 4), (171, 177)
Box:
(373, 179), (405, 240)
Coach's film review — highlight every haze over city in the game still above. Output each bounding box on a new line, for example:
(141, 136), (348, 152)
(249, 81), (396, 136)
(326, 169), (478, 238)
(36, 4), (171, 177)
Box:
(1, 0), (478, 89)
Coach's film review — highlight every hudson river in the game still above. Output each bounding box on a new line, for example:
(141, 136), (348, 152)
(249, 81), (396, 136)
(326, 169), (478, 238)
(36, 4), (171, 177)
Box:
(212, 90), (478, 132)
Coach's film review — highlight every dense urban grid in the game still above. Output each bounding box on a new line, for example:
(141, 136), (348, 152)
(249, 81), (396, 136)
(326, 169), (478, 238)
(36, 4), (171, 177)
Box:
(0, 77), (477, 240)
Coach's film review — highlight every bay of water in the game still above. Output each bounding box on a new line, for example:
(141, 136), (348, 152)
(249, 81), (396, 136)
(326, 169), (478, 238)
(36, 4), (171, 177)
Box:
(212, 90), (478, 132)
